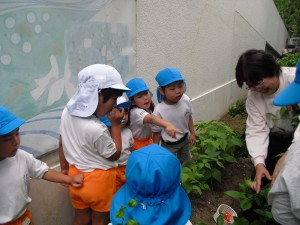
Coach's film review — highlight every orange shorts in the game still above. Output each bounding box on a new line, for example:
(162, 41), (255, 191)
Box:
(133, 136), (153, 151)
(116, 165), (126, 191)
(3, 209), (33, 225)
(68, 166), (117, 212)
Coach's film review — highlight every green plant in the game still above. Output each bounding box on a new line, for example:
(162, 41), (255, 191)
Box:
(115, 199), (139, 225)
(277, 53), (300, 67)
(267, 104), (300, 132)
(228, 100), (247, 118)
(181, 120), (243, 195)
(225, 179), (273, 224)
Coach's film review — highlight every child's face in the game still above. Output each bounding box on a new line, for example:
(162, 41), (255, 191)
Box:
(0, 128), (20, 160)
(160, 81), (184, 104)
(95, 94), (119, 117)
(133, 91), (152, 110)
(121, 109), (129, 128)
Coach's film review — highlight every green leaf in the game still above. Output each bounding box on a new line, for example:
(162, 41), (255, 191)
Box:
(240, 199), (252, 211)
(212, 169), (222, 183)
(223, 154), (237, 163)
(128, 199), (137, 207)
(224, 190), (246, 199)
(115, 205), (125, 218)
(126, 219), (139, 225)
(217, 213), (225, 225)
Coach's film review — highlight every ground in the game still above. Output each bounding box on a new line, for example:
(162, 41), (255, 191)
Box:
(190, 114), (253, 225)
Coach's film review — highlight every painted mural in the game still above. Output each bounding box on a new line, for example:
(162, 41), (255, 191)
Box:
(0, 0), (136, 156)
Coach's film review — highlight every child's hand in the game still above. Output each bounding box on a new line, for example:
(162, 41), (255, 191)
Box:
(70, 174), (83, 188)
(165, 123), (183, 139)
(108, 108), (125, 126)
(189, 133), (196, 146)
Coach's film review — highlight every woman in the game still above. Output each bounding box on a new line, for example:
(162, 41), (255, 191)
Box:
(235, 49), (296, 193)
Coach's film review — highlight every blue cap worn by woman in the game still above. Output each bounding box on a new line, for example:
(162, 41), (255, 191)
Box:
(110, 144), (192, 225)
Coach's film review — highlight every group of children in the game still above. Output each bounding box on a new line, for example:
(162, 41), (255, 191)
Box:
(0, 63), (195, 225)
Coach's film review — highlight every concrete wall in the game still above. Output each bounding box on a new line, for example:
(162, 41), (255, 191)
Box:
(136, 0), (288, 121)
(27, 0), (289, 224)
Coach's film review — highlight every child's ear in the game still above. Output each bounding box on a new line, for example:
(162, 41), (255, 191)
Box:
(158, 87), (165, 96)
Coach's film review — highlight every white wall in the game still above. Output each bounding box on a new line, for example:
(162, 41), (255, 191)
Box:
(135, 0), (289, 121)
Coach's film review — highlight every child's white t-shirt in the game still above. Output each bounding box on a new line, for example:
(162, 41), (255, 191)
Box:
(60, 107), (118, 172)
(152, 94), (193, 142)
(118, 127), (134, 166)
(129, 107), (152, 139)
(0, 150), (48, 223)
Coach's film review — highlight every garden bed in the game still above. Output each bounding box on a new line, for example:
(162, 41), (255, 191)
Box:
(190, 114), (252, 225)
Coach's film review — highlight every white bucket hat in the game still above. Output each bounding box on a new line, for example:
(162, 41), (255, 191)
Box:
(67, 64), (130, 117)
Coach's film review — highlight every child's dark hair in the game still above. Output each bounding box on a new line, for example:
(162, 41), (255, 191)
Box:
(235, 49), (281, 88)
(100, 88), (123, 103)
(159, 80), (184, 92)
(127, 94), (155, 126)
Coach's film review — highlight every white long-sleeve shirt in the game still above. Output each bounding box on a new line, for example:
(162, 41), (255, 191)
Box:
(246, 67), (296, 166)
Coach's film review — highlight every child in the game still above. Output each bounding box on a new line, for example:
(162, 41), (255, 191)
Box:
(109, 144), (192, 225)
(125, 78), (182, 150)
(59, 64), (130, 225)
(0, 106), (83, 225)
(100, 96), (134, 191)
(152, 68), (195, 164)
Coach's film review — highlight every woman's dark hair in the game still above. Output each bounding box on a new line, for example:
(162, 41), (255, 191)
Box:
(127, 92), (155, 126)
(100, 88), (123, 103)
(235, 49), (281, 88)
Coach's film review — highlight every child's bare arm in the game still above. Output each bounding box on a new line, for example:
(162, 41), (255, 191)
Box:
(188, 115), (196, 146)
(107, 108), (124, 161)
(58, 135), (69, 175)
(42, 169), (83, 188)
(144, 114), (182, 139)
(153, 132), (161, 144)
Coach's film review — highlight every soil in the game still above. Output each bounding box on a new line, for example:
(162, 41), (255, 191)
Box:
(190, 114), (253, 225)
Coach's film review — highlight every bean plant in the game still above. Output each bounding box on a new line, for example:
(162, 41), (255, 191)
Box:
(181, 120), (244, 195)
(225, 179), (273, 225)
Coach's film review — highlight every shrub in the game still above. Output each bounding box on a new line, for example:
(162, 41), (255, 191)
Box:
(228, 100), (247, 118)
(277, 53), (300, 67)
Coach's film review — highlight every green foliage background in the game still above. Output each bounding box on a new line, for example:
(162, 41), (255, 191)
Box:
(273, 0), (300, 36)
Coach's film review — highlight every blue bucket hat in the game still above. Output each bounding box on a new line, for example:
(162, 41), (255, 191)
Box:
(274, 58), (300, 106)
(125, 78), (149, 99)
(99, 96), (130, 126)
(0, 106), (25, 135)
(110, 144), (192, 225)
(155, 68), (186, 103)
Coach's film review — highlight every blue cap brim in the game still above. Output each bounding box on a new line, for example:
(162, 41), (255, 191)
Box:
(0, 118), (25, 135)
(274, 81), (300, 106)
